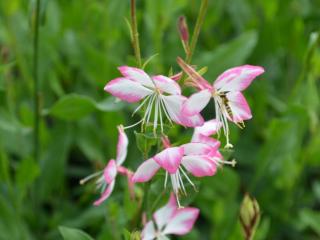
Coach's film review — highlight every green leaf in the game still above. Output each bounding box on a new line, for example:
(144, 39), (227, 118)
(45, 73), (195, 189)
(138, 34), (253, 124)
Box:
(47, 94), (126, 121)
(49, 94), (97, 121)
(197, 30), (258, 79)
(134, 131), (158, 157)
(59, 226), (94, 240)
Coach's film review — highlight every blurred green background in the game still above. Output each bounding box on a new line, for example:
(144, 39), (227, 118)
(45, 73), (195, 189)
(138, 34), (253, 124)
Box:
(1, 0), (320, 239)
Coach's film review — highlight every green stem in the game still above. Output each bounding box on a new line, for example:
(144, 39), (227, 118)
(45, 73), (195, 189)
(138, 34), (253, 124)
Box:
(33, 0), (41, 163)
(130, 0), (142, 67)
(186, 0), (208, 64)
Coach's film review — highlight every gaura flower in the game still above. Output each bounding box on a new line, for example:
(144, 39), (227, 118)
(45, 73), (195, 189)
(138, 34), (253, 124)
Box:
(132, 136), (219, 207)
(177, 57), (265, 148)
(141, 193), (199, 240)
(104, 66), (203, 132)
(80, 125), (131, 206)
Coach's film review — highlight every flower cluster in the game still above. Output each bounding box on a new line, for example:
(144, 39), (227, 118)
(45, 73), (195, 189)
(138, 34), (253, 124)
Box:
(81, 59), (264, 239)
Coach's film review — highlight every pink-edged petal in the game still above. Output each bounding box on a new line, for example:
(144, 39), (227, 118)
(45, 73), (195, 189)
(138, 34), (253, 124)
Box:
(93, 180), (115, 206)
(132, 158), (160, 183)
(214, 65), (264, 92)
(116, 125), (128, 165)
(152, 75), (181, 95)
(103, 160), (117, 184)
(163, 207), (199, 235)
(182, 142), (213, 156)
(192, 119), (221, 141)
(179, 114), (204, 127)
(141, 221), (156, 240)
(162, 95), (204, 127)
(154, 193), (177, 230)
(181, 155), (217, 177)
(195, 135), (221, 151)
(153, 147), (184, 174)
(118, 66), (154, 88)
(182, 89), (211, 116)
(226, 91), (252, 122)
(104, 78), (153, 103)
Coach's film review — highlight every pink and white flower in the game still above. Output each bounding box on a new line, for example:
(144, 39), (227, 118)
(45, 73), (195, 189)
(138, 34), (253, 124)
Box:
(104, 66), (203, 132)
(132, 137), (218, 206)
(80, 125), (131, 206)
(141, 193), (199, 240)
(177, 57), (264, 148)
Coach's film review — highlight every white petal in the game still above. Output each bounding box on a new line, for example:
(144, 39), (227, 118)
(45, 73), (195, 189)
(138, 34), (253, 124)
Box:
(118, 66), (154, 88)
(116, 126), (129, 165)
(227, 91), (252, 122)
(152, 75), (181, 95)
(154, 193), (177, 230)
(163, 207), (199, 235)
(132, 158), (160, 182)
(141, 221), (156, 240)
(104, 78), (153, 103)
(214, 65), (264, 92)
(181, 155), (217, 177)
(182, 89), (211, 116)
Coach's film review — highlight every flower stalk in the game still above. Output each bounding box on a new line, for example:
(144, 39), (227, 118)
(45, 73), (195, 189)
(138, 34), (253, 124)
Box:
(33, 0), (41, 163)
(186, 0), (208, 64)
(130, 0), (142, 67)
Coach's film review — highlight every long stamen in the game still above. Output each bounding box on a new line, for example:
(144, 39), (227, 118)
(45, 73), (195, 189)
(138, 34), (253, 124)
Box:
(177, 171), (187, 196)
(132, 94), (152, 116)
(79, 170), (103, 185)
(179, 166), (197, 191)
(153, 96), (159, 134)
(159, 96), (164, 133)
(214, 158), (237, 167)
(123, 118), (144, 130)
(145, 94), (156, 126)
(159, 96), (173, 125)
(164, 171), (168, 188)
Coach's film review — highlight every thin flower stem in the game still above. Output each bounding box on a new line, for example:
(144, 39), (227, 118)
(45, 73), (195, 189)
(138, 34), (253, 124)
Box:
(33, 0), (41, 163)
(130, 0), (142, 67)
(186, 0), (208, 64)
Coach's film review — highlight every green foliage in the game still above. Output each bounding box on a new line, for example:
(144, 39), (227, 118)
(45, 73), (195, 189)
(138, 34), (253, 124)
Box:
(0, 0), (320, 240)
(59, 226), (94, 240)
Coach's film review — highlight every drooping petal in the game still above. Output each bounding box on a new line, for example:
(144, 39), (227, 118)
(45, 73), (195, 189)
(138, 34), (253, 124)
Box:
(170, 72), (183, 81)
(163, 207), (199, 235)
(182, 89), (211, 116)
(182, 142), (213, 156)
(104, 78), (153, 103)
(181, 155), (217, 177)
(152, 75), (181, 95)
(177, 57), (212, 90)
(103, 160), (117, 184)
(141, 221), (156, 240)
(93, 180), (115, 206)
(118, 66), (154, 88)
(132, 158), (160, 183)
(226, 91), (252, 122)
(162, 95), (204, 127)
(153, 147), (184, 174)
(116, 125), (128, 165)
(153, 193), (177, 230)
(214, 65), (264, 92)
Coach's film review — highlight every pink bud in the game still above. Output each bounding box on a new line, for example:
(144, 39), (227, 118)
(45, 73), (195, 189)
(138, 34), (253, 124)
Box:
(178, 16), (189, 42)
